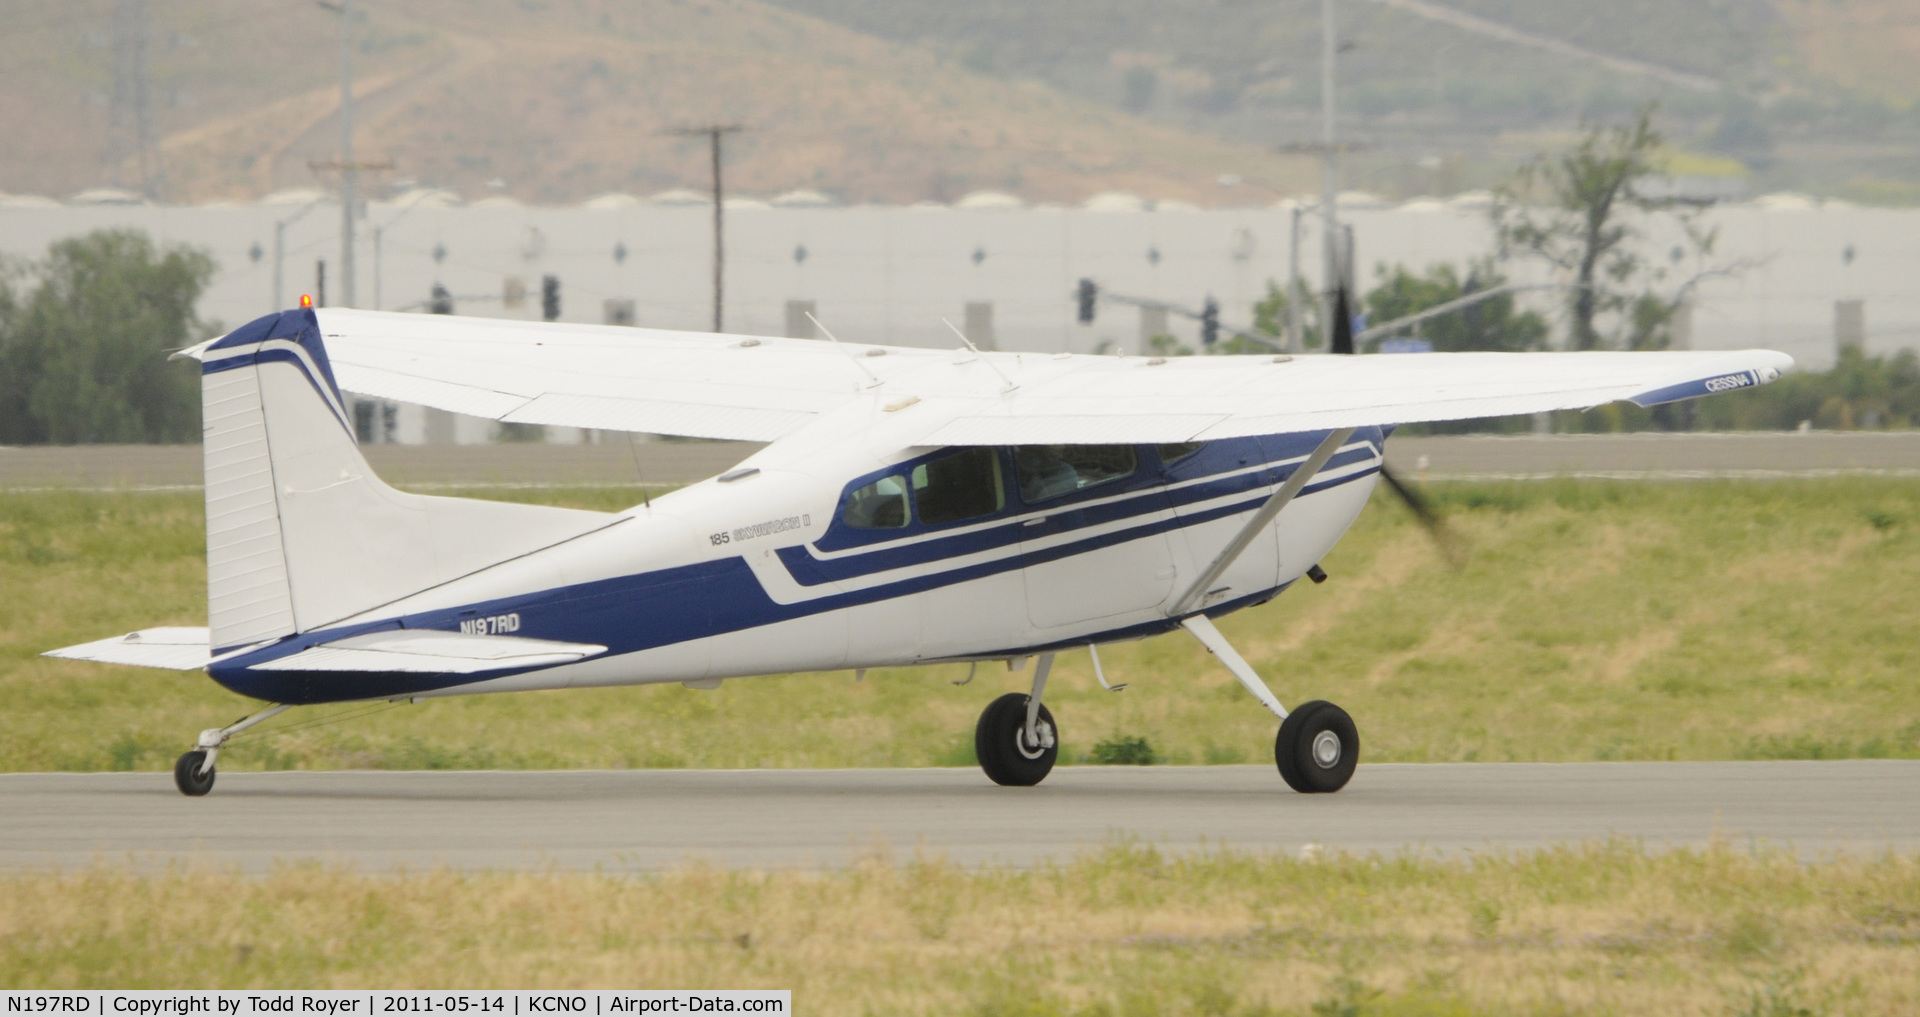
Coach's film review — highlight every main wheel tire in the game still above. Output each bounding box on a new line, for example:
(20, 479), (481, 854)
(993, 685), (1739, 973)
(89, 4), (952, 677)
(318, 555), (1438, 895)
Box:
(975, 692), (1059, 787)
(174, 750), (215, 797)
(1275, 700), (1358, 793)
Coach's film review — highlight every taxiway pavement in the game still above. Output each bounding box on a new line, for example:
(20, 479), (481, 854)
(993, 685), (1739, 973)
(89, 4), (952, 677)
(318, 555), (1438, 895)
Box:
(2, 762), (1914, 872)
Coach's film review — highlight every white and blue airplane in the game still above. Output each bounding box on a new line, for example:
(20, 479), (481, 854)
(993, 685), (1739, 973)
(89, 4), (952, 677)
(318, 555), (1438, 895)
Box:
(47, 305), (1791, 796)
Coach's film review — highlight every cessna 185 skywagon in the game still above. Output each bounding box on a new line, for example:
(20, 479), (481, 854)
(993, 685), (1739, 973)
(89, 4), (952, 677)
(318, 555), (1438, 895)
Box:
(48, 305), (1791, 796)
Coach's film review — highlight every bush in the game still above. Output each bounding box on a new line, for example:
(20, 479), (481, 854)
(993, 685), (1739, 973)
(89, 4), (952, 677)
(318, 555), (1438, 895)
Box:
(1088, 735), (1158, 765)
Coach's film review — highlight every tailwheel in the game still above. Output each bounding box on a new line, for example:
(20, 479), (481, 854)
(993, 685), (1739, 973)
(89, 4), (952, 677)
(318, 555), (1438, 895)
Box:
(174, 750), (216, 797)
(1275, 700), (1358, 794)
(975, 691), (1058, 787)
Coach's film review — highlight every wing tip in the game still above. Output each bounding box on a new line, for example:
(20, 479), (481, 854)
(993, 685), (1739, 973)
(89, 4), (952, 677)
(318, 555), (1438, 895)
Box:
(1629, 349), (1796, 408)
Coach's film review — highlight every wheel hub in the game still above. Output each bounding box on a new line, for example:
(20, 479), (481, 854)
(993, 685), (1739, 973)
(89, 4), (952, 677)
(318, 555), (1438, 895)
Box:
(1311, 729), (1342, 769)
(1016, 721), (1055, 759)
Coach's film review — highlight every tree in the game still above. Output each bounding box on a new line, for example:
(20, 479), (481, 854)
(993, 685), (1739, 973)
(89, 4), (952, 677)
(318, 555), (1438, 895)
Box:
(1250, 280), (1321, 352)
(1360, 261), (1549, 353)
(0, 230), (215, 444)
(1493, 105), (1732, 352)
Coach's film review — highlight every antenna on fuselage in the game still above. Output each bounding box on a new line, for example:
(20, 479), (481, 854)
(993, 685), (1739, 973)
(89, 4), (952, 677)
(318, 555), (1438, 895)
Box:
(804, 311), (884, 389)
(623, 431), (652, 513)
(941, 317), (1018, 394)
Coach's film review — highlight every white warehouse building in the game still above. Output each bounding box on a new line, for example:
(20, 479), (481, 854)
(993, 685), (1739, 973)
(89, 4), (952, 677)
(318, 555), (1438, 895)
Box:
(2, 189), (1914, 443)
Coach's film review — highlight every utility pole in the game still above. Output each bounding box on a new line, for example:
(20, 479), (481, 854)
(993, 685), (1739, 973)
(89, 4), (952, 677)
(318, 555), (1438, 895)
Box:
(665, 124), (743, 332)
(336, 0), (356, 308)
(311, 1), (391, 306)
(1320, 0), (1341, 347)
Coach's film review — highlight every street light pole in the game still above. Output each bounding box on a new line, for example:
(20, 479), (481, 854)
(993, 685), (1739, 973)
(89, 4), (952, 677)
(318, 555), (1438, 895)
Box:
(1288, 205), (1304, 352)
(272, 199), (322, 312)
(370, 196), (426, 312)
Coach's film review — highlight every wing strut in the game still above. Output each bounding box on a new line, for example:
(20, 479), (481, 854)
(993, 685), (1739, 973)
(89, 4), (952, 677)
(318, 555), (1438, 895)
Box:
(1181, 615), (1287, 719)
(1169, 427), (1356, 617)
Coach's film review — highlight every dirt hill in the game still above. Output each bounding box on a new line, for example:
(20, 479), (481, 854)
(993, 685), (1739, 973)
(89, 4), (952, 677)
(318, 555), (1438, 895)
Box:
(7, 0), (1918, 207)
(0, 0), (1322, 206)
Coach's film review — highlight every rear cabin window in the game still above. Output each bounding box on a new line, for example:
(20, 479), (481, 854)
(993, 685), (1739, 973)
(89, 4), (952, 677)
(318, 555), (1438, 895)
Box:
(911, 448), (1005, 525)
(842, 475), (910, 529)
(1015, 445), (1137, 503)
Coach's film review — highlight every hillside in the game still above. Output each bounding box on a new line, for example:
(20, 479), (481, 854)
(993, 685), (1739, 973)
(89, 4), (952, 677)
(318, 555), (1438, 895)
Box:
(0, 0), (1321, 205)
(767, 0), (1920, 202)
(5, 0), (1919, 206)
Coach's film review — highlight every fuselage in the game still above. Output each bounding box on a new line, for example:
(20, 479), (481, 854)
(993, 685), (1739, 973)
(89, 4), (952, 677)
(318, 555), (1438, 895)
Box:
(207, 419), (1385, 705)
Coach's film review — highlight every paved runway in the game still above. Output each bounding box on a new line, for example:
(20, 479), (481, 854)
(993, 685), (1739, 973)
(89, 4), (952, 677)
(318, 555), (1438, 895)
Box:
(2, 762), (1914, 872)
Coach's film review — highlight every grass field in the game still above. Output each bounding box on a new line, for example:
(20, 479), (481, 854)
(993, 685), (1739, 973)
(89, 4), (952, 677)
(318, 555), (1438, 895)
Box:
(2, 843), (1916, 1014)
(3, 478), (1919, 773)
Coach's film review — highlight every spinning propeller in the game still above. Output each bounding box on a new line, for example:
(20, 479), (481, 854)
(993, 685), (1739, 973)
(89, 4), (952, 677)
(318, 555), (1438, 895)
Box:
(1328, 281), (1466, 567)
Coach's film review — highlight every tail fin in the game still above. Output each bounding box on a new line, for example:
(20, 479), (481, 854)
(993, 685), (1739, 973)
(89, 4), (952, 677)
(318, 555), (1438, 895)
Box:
(193, 309), (614, 653)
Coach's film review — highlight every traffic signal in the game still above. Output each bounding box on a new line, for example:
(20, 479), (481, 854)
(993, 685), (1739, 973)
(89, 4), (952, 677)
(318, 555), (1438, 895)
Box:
(1076, 278), (1098, 324)
(541, 275), (561, 321)
(1200, 297), (1220, 348)
(429, 283), (453, 315)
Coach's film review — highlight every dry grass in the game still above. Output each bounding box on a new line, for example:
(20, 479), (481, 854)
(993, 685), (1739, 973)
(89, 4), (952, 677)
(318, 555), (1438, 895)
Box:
(4, 478), (1920, 773)
(0, 842), (1914, 1015)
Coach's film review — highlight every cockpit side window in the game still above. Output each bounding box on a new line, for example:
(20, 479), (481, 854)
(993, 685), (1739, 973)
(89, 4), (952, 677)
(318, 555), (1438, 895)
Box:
(1014, 445), (1137, 504)
(842, 474), (910, 529)
(911, 448), (1005, 525)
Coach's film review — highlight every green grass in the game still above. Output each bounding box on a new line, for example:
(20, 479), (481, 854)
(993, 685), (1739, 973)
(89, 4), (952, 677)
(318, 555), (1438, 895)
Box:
(4, 479), (1919, 773)
(2, 842), (1916, 1014)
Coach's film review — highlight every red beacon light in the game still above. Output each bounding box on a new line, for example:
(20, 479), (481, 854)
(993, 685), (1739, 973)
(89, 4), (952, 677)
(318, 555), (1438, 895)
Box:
(299, 293), (313, 309)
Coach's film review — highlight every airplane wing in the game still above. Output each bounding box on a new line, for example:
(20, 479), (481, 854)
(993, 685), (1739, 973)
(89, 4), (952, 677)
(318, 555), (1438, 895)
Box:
(919, 348), (1793, 444)
(309, 309), (1792, 445)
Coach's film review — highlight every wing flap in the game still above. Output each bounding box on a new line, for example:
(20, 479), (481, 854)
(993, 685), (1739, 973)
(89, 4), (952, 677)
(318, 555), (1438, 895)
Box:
(247, 629), (607, 674)
(44, 627), (212, 671)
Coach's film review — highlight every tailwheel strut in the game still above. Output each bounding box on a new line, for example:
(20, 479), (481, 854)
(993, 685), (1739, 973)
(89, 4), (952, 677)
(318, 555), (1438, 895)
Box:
(173, 703), (292, 797)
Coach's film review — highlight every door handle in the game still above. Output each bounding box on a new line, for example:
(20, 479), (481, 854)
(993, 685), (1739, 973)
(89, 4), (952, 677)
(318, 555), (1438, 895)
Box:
(1023, 517), (1047, 527)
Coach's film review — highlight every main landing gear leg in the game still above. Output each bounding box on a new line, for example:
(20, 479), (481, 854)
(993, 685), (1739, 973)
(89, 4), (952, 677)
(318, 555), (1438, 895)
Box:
(173, 703), (293, 797)
(975, 652), (1059, 787)
(1180, 615), (1357, 794)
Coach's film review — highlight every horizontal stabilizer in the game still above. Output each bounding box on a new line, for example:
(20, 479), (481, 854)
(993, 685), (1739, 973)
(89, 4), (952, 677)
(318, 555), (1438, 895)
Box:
(247, 629), (606, 674)
(44, 628), (212, 671)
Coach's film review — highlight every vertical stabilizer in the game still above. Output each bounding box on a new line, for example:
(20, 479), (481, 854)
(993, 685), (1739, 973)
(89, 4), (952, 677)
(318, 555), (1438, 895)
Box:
(200, 313), (302, 650)
(194, 309), (615, 653)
